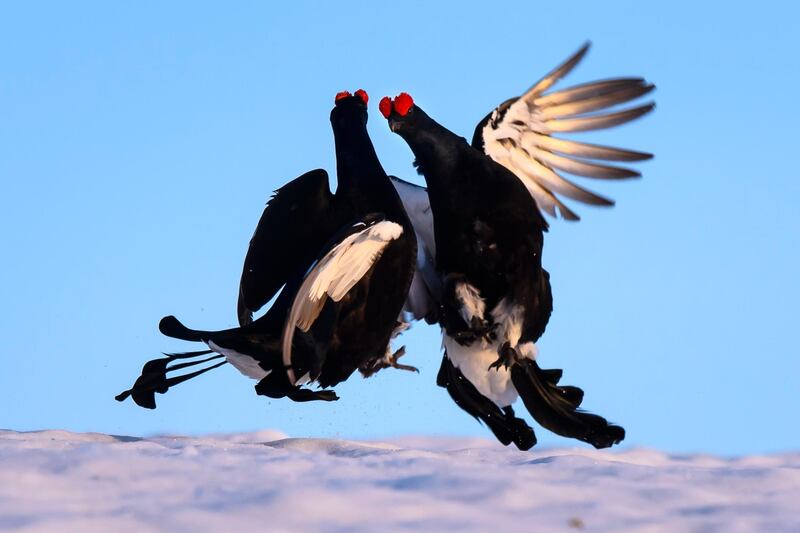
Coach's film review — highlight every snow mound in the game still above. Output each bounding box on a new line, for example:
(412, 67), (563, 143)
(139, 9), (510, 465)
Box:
(0, 429), (798, 532)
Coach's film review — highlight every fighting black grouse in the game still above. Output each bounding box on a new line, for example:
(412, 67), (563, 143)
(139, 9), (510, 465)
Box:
(117, 90), (418, 408)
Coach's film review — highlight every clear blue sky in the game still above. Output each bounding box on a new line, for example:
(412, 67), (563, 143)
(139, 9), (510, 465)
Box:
(1, 1), (797, 455)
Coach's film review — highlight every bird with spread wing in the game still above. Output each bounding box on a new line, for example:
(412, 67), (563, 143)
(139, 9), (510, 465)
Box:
(383, 43), (654, 449)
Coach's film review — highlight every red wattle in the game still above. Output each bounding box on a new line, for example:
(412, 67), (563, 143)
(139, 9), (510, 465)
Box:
(393, 92), (414, 116)
(379, 96), (393, 119)
(354, 89), (369, 105)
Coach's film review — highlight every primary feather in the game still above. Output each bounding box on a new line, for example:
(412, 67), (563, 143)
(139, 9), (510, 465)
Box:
(475, 42), (655, 220)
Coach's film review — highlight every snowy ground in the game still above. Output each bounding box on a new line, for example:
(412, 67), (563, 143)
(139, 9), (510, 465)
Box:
(0, 430), (797, 532)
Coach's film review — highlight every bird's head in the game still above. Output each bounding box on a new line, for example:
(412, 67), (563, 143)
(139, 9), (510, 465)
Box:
(379, 92), (429, 138)
(330, 89), (369, 129)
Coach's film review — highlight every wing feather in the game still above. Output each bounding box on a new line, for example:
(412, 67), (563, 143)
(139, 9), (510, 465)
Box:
(237, 169), (333, 325)
(281, 218), (404, 383)
(524, 133), (652, 162)
(532, 78), (649, 108)
(544, 103), (655, 133)
(496, 154), (580, 220)
(522, 41), (591, 100)
(538, 83), (655, 120)
(504, 146), (614, 206)
(390, 177), (442, 321)
(475, 43), (654, 220)
(528, 146), (640, 180)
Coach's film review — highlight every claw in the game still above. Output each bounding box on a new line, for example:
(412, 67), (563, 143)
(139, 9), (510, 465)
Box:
(454, 319), (497, 347)
(488, 342), (521, 372)
(453, 330), (478, 346)
(360, 346), (419, 378)
(470, 317), (498, 341)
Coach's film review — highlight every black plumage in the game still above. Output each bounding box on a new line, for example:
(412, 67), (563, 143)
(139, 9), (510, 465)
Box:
(383, 85), (635, 448)
(117, 92), (418, 409)
(379, 45), (653, 449)
(437, 356), (536, 451)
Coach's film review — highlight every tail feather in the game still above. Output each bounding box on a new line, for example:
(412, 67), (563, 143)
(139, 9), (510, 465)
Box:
(438, 354), (537, 451)
(163, 349), (222, 359)
(538, 367), (584, 408)
(116, 350), (226, 409)
(159, 315), (207, 341)
(511, 359), (625, 449)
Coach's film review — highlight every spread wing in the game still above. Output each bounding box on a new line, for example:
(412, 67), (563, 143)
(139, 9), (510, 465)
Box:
(281, 215), (405, 383)
(238, 169), (334, 326)
(390, 176), (440, 323)
(473, 42), (655, 221)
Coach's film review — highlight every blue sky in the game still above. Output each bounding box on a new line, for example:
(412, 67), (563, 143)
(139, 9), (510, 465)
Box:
(1, 1), (797, 455)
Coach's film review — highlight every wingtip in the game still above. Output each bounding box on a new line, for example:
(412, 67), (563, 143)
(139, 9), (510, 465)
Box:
(558, 207), (581, 222)
(637, 101), (657, 121)
(621, 169), (642, 179)
(524, 41), (593, 100)
(567, 41), (591, 72)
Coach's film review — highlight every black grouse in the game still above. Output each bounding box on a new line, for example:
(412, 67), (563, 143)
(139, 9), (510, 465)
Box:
(381, 43), (654, 450)
(117, 90), (418, 408)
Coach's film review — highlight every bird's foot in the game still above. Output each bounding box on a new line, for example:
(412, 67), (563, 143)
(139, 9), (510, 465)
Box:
(471, 317), (498, 342)
(384, 346), (419, 373)
(453, 319), (497, 346)
(488, 342), (522, 371)
(360, 346), (419, 378)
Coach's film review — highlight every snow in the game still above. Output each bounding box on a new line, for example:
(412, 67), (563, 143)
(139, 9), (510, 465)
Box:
(0, 430), (798, 532)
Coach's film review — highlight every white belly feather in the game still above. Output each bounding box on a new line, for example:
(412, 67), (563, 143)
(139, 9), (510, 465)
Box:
(443, 295), (538, 408)
(207, 340), (270, 381)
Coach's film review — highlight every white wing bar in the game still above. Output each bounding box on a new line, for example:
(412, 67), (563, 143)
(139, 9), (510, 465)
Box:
(281, 219), (404, 383)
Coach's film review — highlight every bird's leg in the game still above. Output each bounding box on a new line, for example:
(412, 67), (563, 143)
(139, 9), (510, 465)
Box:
(385, 346), (419, 373)
(471, 316), (497, 341)
(488, 341), (523, 371)
(452, 317), (497, 345)
(360, 346), (419, 378)
(442, 273), (497, 345)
